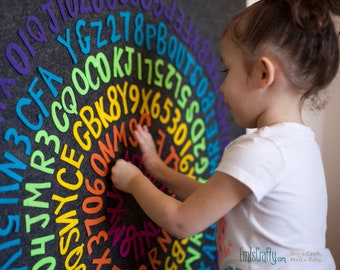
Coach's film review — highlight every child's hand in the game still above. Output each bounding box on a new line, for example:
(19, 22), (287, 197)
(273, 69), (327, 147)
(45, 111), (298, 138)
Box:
(111, 159), (143, 193)
(135, 125), (157, 155)
(135, 125), (165, 179)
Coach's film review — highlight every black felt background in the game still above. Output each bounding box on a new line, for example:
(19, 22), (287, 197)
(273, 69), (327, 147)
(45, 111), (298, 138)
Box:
(0, 0), (245, 269)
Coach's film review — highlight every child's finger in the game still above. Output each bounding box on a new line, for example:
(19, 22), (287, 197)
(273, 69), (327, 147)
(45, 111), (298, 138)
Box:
(135, 125), (150, 143)
(142, 125), (149, 133)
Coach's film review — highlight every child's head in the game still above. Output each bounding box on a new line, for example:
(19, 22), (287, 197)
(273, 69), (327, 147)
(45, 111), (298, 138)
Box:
(224, 0), (340, 109)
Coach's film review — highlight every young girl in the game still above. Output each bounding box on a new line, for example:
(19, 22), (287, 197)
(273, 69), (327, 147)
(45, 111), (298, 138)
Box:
(111, 0), (339, 268)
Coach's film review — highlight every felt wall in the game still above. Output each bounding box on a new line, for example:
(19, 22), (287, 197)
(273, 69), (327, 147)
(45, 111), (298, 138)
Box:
(0, 0), (245, 269)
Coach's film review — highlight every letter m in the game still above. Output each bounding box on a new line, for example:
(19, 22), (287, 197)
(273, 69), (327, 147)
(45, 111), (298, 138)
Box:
(0, 152), (27, 182)
(56, 210), (79, 237)
(23, 182), (51, 208)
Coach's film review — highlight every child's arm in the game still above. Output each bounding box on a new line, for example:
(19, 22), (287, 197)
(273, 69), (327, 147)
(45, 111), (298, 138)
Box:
(134, 125), (202, 200)
(111, 160), (250, 238)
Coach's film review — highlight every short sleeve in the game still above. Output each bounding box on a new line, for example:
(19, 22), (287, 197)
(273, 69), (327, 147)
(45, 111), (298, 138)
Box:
(216, 134), (285, 201)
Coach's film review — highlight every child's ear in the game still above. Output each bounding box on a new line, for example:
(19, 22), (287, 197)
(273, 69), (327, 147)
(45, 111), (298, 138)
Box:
(258, 56), (275, 88)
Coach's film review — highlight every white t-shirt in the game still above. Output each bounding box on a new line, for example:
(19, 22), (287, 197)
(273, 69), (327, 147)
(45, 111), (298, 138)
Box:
(215, 123), (335, 270)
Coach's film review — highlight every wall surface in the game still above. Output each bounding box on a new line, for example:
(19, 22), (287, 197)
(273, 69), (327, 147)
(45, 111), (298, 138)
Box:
(303, 17), (340, 268)
(304, 72), (340, 267)
(322, 76), (340, 268)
